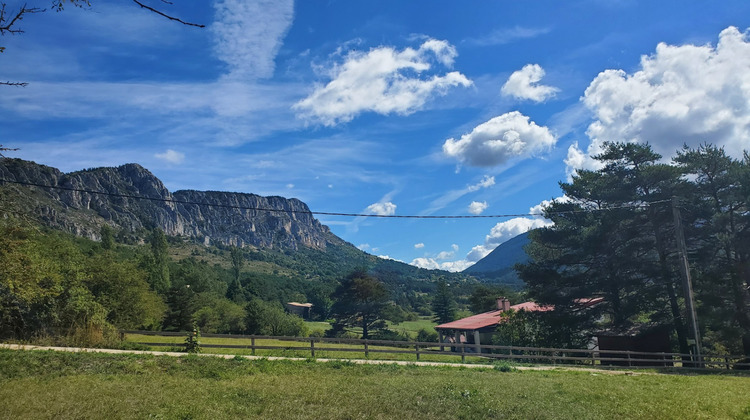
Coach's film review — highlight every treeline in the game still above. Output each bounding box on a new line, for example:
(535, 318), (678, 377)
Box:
(517, 143), (750, 355)
(0, 218), (489, 346)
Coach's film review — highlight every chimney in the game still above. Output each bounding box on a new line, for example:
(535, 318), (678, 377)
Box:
(496, 297), (511, 311)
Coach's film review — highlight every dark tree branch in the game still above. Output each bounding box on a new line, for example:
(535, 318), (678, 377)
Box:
(0, 80), (28, 86)
(0, 145), (20, 157)
(0, 3), (44, 35)
(131, 0), (204, 28)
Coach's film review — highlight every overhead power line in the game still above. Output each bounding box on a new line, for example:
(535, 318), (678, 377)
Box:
(0, 178), (671, 219)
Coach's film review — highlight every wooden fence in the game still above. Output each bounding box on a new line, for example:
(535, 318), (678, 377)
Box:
(124, 330), (750, 370)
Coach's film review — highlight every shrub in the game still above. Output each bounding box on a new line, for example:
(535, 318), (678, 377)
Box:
(416, 328), (439, 343)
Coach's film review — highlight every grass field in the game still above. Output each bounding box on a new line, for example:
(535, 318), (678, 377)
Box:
(1, 349), (750, 419)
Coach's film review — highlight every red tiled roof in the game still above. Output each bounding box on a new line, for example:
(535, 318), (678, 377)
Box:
(435, 301), (552, 331)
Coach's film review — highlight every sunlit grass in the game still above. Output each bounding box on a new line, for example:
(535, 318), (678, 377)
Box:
(2, 349), (750, 419)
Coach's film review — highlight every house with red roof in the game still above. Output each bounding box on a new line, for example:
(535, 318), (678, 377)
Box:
(434, 297), (603, 353)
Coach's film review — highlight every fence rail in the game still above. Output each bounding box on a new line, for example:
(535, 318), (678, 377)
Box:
(123, 330), (750, 370)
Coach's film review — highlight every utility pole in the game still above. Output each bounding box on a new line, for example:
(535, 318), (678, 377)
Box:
(672, 196), (702, 366)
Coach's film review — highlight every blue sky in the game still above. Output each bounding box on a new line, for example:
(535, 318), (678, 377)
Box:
(3, 0), (750, 271)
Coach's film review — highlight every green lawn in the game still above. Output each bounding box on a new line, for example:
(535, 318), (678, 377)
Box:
(1, 349), (750, 419)
(387, 316), (438, 338)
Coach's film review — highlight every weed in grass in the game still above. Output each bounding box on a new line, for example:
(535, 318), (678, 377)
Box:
(493, 360), (518, 372)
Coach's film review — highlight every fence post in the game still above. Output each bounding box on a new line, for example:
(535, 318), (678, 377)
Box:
(461, 343), (466, 363)
(725, 357), (730, 370)
(415, 344), (420, 361)
(627, 351), (632, 367)
(251, 337), (256, 356)
(310, 339), (315, 358)
(591, 350), (597, 366)
(364, 340), (369, 359)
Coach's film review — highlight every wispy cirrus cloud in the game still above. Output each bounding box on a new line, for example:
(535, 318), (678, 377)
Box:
(294, 39), (472, 125)
(465, 26), (551, 46)
(212, 0), (295, 81)
(155, 149), (185, 164)
(423, 175), (495, 215)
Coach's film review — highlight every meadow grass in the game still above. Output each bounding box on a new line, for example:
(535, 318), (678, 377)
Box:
(1, 349), (750, 419)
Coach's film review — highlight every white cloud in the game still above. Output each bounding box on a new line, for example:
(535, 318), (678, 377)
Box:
(443, 111), (557, 167)
(212, 0), (294, 80)
(465, 216), (551, 262)
(529, 195), (570, 216)
(294, 39), (472, 125)
(414, 243), (425, 249)
(467, 175), (496, 191)
(575, 26), (750, 175)
(357, 243), (371, 251)
(436, 250), (455, 260)
(465, 26), (552, 46)
(451, 244), (459, 251)
(468, 201), (489, 215)
(366, 202), (397, 216)
(410, 257), (474, 272)
(286, 183), (294, 189)
(501, 64), (560, 102)
(154, 149), (185, 164)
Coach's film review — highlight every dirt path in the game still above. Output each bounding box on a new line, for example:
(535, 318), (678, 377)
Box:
(0, 343), (646, 375)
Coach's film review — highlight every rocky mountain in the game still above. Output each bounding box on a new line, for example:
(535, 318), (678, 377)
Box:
(0, 159), (338, 250)
(462, 232), (530, 287)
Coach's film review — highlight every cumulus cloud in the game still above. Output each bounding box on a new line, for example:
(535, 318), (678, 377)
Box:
(573, 26), (750, 175)
(357, 243), (370, 251)
(443, 111), (557, 167)
(213, 0), (294, 80)
(366, 202), (397, 216)
(468, 201), (489, 215)
(294, 39), (473, 125)
(414, 243), (425, 249)
(501, 64), (560, 102)
(410, 257), (474, 272)
(154, 149), (185, 164)
(465, 216), (552, 262)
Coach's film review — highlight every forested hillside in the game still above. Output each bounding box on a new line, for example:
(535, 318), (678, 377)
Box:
(0, 159), (481, 345)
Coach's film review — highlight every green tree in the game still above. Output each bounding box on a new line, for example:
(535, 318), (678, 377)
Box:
(99, 224), (114, 250)
(675, 144), (750, 354)
(518, 142), (684, 348)
(226, 247), (246, 303)
(431, 280), (456, 324)
(245, 298), (307, 336)
(148, 228), (170, 294)
(329, 269), (389, 339)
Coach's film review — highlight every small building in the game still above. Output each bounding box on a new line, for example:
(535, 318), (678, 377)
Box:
(435, 297), (603, 353)
(284, 302), (313, 319)
(435, 298), (553, 353)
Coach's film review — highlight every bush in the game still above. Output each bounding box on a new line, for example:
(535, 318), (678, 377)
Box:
(184, 323), (201, 353)
(416, 328), (439, 343)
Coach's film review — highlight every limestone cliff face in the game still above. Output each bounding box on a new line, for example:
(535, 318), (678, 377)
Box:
(0, 159), (336, 250)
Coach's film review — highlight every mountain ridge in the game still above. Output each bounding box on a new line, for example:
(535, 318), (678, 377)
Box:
(0, 158), (337, 251)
